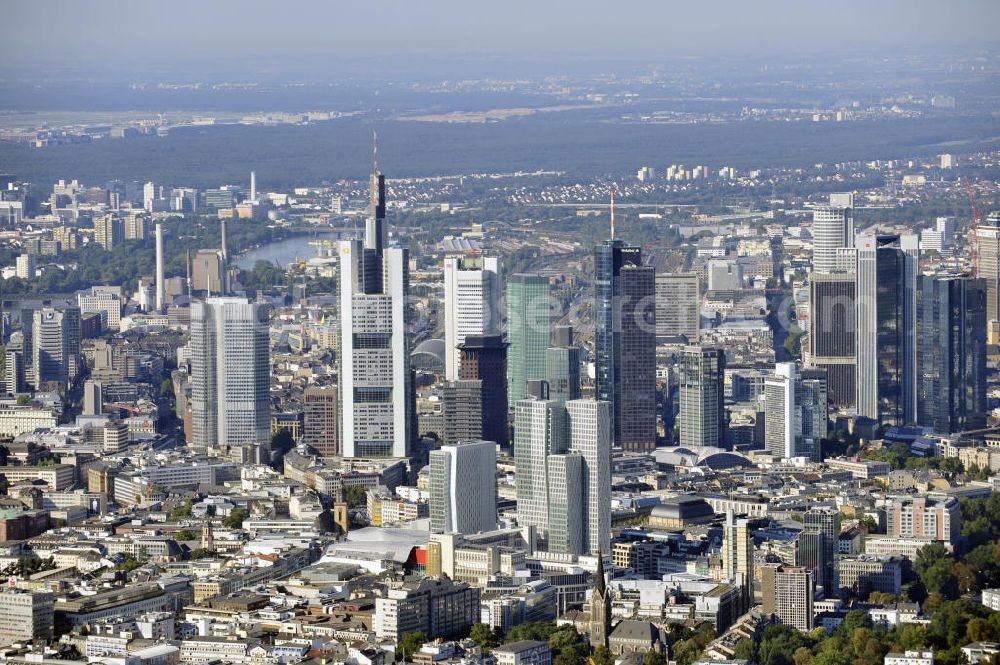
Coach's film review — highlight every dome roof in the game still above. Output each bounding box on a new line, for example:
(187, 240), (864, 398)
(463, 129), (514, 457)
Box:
(650, 495), (714, 522)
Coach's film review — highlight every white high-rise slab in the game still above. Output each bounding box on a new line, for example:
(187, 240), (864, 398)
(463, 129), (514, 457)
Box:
(443, 255), (500, 380)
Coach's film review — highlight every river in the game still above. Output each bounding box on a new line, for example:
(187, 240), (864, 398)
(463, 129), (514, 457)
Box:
(234, 232), (341, 270)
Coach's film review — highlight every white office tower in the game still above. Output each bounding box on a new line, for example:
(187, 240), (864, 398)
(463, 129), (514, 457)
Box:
(443, 255), (501, 380)
(250, 171), (257, 203)
(143, 181), (156, 212)
(764, 363), (798, 459)
(429, 440), (497, 534)
(155, 224), (166, 310)
(764, 363), (827, 461)
(567, 399), (612, 556)
(856, 234), (918, 426)
(338, 150), (413, 458)
(812, 206), (853, 274)
(190, 297), (270, 460)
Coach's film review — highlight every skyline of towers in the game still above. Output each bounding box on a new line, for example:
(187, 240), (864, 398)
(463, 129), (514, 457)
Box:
(856, 233), (919, 426)
(338, 150), (414, 459)
(506, 273), (551, 405)
(189, 296), (270, 460)
(443, 255), (500, 381)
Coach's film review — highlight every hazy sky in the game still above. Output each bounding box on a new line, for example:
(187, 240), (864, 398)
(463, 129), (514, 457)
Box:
(3, 0), (999, 78)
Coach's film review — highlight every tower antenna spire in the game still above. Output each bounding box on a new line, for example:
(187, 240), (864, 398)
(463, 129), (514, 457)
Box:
(610, 190), (616, 240)
(373, 130), (378, 174)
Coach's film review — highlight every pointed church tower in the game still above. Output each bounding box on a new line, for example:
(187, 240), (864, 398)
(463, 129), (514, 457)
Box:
(589, 556), (612, 649)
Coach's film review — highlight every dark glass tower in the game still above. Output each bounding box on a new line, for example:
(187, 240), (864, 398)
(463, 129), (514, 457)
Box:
(458, 334), (509, 447)
(856, 234), (918, 426)
(594, 241), (656, 451)
(918, 275), (987, 434)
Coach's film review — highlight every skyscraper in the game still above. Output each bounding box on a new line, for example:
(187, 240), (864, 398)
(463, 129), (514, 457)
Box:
(918, 275), (987, 434)
(761, 565), (815, 632)
(458, 334), (508, 447)
(338, 150), (413, 458)
(678, 345), (726, 448)
(302, 386), (339, 457)
(722, 511), (754, 609)
(190, 297), (270, 459)
(442, 380), (484, 445)
(514, 385), (564, 531)
(655, 272), (700, 341)
(429, 440), (497, 535)
(764, 363), (827, 461)
(155, 223), (166, 311)
(974, 211), (1000, 321)
(856, 234), (918, 426)
(804, 508), (840, 595)
(811, 206), (853, 274)
(192, 249), (226, 296)
(764, 363), (798, 459)
(545, 326), (582, 403)
(594, 239), (656, 451)
(514, 389), (608, 556)
(567, 399), (612, 556)
(808, 273), (856, 408)
(444, 255), (500, 380)
(506, 273), (550, 404)
(31, 306), (80, 390)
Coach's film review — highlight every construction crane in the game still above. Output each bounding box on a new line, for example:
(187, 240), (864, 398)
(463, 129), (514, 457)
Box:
(966, 178), (981, 277)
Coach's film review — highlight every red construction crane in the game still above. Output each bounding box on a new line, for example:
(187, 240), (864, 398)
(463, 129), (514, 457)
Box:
(967, 178), (981, 277)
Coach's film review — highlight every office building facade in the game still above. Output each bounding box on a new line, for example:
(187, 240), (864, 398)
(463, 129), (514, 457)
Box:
(302, 386), (338, 457)
(655, 272), (700, 341)
(918, 275), (987, 434)
(507, 274), (550, 404)
(856, 234), (918, 426)
(190, 297), (270, 455)
(429, 440), (497, 535)
(678, 345), (726, 448)
(458, 334), (509, 447)
(808, 272), (856, 407)
(444, 255), (500, 380)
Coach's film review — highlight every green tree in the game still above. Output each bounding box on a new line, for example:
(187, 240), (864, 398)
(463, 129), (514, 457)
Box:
(345, 485), (368, 508)
(643, 650), (666, 665)
(175, 529), (197, 541)
(914, 543), (951, 577)
(592, 646), (614, 665)
(15, 394), (32, 405)
(470, 623), (500, 651)
(189, 548), (215, 560)
(922, 559), (958, 599)
(169, 500), (193, 522)
(732, 639), (755, 662)
(223, 507), (249, 528)
(398, 631), (427, 662)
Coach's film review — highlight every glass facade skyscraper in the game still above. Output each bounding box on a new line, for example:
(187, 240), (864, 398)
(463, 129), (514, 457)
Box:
(856, 234), (918, 426)
(918, 275), (987, 434)
(594, 240), (656, 451)
(506, 273), (550, 404)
